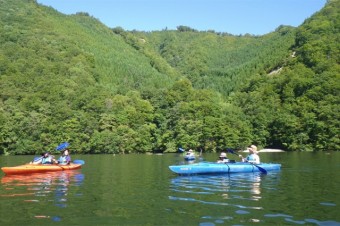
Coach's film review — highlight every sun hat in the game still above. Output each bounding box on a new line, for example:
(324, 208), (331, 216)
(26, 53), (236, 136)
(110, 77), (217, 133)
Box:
(219, 152), (227, 158)
(249, 145), (258, 154)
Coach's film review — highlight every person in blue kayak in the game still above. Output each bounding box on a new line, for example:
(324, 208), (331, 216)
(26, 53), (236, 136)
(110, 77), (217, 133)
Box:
(239, 145), (260, 164)
(217, 152), (230, 163)
(58, 149), (71, 165)
(185, 149), (195, 157)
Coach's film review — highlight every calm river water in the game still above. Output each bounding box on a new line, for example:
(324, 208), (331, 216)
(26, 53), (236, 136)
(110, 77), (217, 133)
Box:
(0, 152), (339, 226)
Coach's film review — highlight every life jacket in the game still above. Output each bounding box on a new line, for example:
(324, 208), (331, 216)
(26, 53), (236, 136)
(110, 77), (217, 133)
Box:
(221, 158), (229, 163)
(217, 157), (229, 163)
(41, 156), (53, 164)
(246, 154), (259, 163)
(58, 155), (70, 164)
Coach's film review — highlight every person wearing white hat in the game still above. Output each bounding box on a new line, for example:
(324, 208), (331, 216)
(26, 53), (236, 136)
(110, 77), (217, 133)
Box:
(217, 152), (230, 163)
(186, 149), (195, 157)
(239, 145), (260, 164)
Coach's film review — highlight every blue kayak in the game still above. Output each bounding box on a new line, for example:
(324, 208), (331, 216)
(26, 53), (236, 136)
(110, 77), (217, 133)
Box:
(169, 162), (281, 175)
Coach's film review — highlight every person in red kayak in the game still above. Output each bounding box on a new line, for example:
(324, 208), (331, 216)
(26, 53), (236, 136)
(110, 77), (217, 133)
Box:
(31, 152), (56, 164)
(57, 149), (71, 165)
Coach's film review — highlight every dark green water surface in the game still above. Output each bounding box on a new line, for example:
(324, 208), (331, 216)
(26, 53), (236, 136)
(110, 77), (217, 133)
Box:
(1, 152), (339, 226)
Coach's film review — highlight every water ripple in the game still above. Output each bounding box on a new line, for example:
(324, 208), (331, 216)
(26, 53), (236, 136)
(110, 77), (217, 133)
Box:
(320, 202), (336, 207)
(305, 219), (340, 226)
(169, 195), (263, 210)
(170, 173), (266, 203)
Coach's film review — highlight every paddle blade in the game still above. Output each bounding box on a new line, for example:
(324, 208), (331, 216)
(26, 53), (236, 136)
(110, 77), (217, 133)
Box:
(56, 142), (70, 151)
(33, 156), (41, 161)
(73, 159), (85, 165)
(226, 148), (237, 156)
(32, 156), (43, 163)
(178, 148), (185, 153)
(255, 165), (267, 174)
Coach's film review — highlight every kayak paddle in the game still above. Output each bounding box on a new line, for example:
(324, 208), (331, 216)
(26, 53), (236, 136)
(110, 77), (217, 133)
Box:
(226, 148), (267, 174)
(198, 148), (204, 161)
(33, 156), (43, 162)
(56, 142), (70, 151)
(32, 157), (84, 165)
(178, 147), (185, 153)
(73, 160), (85, 165)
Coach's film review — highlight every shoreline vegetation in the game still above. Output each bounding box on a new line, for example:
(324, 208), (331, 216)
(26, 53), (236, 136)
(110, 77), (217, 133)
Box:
(241, 149), (285, 153)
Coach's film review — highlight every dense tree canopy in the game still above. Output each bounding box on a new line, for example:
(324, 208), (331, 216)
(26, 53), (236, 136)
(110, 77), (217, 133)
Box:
(0, 0), (338, 155)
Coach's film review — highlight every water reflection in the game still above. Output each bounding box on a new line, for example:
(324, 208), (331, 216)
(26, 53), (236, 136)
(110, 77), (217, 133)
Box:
(169, 173), (272, 224)
(1, 170), (84, 211)
(170, 173), (266, 199)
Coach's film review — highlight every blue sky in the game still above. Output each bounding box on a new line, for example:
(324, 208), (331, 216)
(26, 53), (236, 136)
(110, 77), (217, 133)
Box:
(37, 0), (326, 35)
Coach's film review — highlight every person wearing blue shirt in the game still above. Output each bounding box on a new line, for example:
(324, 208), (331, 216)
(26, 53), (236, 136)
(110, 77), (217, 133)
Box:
(31, 152), (56, 164)
(239, 145), (260, 164)
(58, 149), (71, 165)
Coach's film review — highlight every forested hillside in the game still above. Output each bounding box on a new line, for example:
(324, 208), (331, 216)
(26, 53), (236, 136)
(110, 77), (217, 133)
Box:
(230, 0), (339, 151)
(118, 25), (295, 95)
(0, 0), (338, 155)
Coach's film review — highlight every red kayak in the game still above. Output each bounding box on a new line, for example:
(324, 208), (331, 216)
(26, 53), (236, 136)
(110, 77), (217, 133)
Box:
(1, 163), (81, 175)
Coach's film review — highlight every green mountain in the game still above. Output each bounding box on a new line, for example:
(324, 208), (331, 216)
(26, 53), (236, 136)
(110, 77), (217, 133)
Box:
(0, 0), (338, 154)
(230, 0), (339, 151)
(124, 25), (295, 95)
